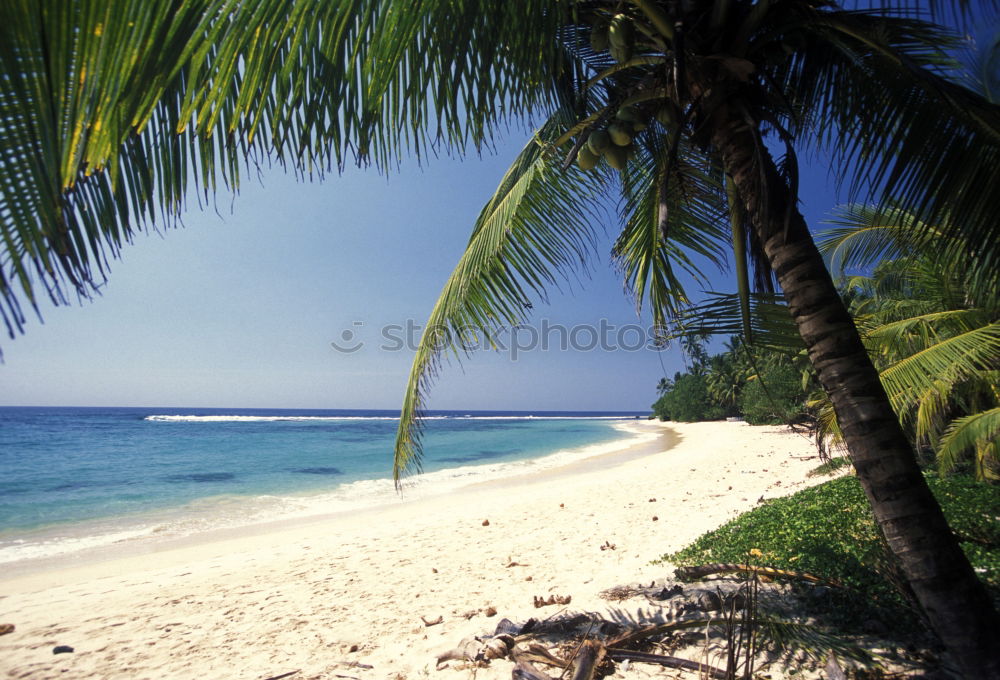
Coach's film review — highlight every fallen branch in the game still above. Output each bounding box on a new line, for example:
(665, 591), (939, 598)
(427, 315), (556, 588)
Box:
(262, 672), (300, 680)
(606, 619), (725, 648)
(674, 563), (844, 587)
(607, 649), (727, 679)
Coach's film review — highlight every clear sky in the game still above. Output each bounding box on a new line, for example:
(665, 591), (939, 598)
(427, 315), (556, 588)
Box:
(0, 128), (846, 412)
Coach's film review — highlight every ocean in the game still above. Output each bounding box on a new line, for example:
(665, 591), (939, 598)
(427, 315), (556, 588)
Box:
(0, 406), (650, 567)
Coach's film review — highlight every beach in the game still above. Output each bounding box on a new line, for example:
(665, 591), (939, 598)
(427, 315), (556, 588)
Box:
(0, 421), (824, 680)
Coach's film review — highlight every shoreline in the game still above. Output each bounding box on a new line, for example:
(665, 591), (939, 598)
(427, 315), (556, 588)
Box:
(0, 420), (663, 586)
(0, 421), (824, 680)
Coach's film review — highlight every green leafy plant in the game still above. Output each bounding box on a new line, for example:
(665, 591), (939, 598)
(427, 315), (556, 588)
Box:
(660, 475), (1000, 632)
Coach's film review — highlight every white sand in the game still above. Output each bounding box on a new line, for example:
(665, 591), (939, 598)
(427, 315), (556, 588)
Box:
(0, 421), (824, 680)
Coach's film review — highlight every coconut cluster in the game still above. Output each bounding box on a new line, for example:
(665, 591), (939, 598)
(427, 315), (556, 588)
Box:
(577, 106), (646, 171)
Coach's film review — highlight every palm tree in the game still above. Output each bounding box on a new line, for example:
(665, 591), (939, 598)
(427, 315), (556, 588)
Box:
(384, 4), (1000, 675)
(655, 376), (672, 395)
(815, 204), (1000, 480)
(2, 1), (999, 674)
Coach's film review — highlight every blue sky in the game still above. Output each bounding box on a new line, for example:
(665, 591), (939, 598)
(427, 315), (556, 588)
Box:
(0, 131), (845, 412)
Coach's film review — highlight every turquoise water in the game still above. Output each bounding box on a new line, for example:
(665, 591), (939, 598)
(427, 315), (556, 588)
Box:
(0, 407), (648, 564)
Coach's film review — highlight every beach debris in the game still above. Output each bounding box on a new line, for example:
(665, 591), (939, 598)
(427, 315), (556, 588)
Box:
(431, 568), (438, 573)
(436, 633), (514, 667)
(52, 645), (74, 654)
(652, 584), (684, 600)
(648, 498), (656, 502)
(825, 653), (848, 680)
(599, 540), (616, 551)
(674, 563), (845, 587)
(608, 650), (727, 679)
(506, 558), (527, 567)
(695, 590), (723, 612)
(482, 519), (490, 526)
(493, 618), (526, 636)
(337, 661), (373, 670)
(438, 572), (884, 680)
(599, 585), (638, 602)
(0, 623), (14, 636)
(525, 576), (533, 581)
(421, 615), (444, 627)
(651, 516), (659, 521)
(484, 606), (498, 617)
(533, 594), (572, 608)
(262, 671), (300, 680)
(570, 639), (606, 680)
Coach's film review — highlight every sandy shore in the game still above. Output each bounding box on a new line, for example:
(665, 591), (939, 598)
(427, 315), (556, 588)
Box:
(0, 421), (824, 680)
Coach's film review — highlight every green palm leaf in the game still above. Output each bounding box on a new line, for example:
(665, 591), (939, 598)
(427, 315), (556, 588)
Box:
(938, 408), (1000, 478)
(865, 309), (992, 354)
(880, 323), (1000, 409)
(613, 132), (729, 334)
(818, 204), (943, 275)
(392, 118), (607, 483)
(0, 0), (572, 349)
(665, 292), (805, 353)
(784, 12), (1000, 271)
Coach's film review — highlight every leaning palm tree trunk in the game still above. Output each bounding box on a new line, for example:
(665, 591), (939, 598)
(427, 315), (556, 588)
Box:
(712, 122), (1000, 678)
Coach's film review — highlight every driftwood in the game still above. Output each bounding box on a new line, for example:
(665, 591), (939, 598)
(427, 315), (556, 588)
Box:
(261, 672), (300, 680)
(569, 640), (606, 680)
(674, 563), (844, 587)
(607, 649), (728, 680)
(511, 647), (559, 680)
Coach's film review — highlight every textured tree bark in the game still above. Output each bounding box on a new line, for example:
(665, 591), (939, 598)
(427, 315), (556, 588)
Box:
(711, 121), (1000, 679)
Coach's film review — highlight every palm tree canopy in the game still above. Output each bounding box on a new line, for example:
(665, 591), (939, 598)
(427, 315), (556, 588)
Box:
(390, 0), (1000, 479)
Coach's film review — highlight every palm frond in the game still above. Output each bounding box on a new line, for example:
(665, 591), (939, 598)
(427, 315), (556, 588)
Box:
(913, 379), (951, 448)
(392, 119), (608, 483)
(865, 309), (992, 354)
(785, 11), (1000, 274)
(937, 407), (1000, 479)
(666, 292), (805, 353)
(880, 323), (1000, 411)
(613, 132), (728, 333)
(0, 0), (573, 351)
(817, 204), (942, 275)
(756, 617), (878, 667)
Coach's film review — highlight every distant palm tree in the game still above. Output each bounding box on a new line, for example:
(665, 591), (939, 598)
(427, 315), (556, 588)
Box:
(655, 376), (672, 395)
(2, 1), (999, 674)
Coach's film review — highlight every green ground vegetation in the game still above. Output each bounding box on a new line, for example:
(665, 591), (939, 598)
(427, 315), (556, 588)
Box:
(660, 474), (1000, 633)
